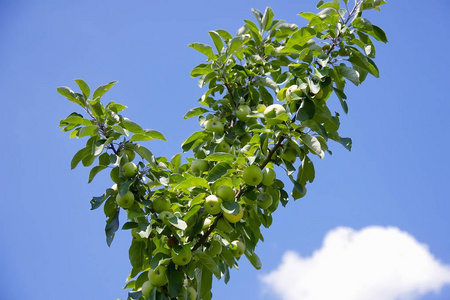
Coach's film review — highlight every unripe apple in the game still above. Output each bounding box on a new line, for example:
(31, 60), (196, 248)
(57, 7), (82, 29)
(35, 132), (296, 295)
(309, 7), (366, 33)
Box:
(236, 104), (251, 121)
(239, 134), (251, 146)
(223, 204), (244, 223)
(141, 280), (153, 297)
(187, 286), (197, 300)
(263, 104), (288, 125)
(261, 168), (276, 186)
(148, 265), (168, 287)
(216, 217), (234, 232)
(206, 239), (222, 257)
(125, 149), (136, 162)
(123, 162), (138, 178)
(171, 246), (192, 266)
(191, 159), (208, 174)
(243, 165), (263, 186)
(230, 240), (245, 257)
(285, 85), (303, 103)
(216, 185), (235, 202)
(158, 211), (174, 224)
(256, 192), (273, 210)
(215, 140), (231, 153)
(204, 119), (224, 134)
(204, 195), (222, 215)
(153, 197), (171, 213)
(116, 190), (135, 208)
(256, 104), (266, 113)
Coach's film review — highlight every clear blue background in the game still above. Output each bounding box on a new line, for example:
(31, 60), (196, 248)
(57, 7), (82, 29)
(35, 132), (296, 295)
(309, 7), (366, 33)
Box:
(1, 1), (449, 299)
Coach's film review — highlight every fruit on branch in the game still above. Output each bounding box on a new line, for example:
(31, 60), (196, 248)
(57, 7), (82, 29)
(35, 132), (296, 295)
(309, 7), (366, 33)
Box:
(243, 165), (263, 186)
(125, 149), (135, 162)
(236, 104), (251, 121)
(191, 159), (208, 174)
(285, 85), (303, 103)
(223, 204), (244, 223)
(204, 195), (222, 215)
(187, 286), (197, 300)
(216, 185), (235, 202)
(153, 197), (171, 213)
(116, 190), (135, 208)
(123, 162), (138, 178)
(171, 245), (192, 266)
(204, 118), (224, 134)
(263, 104), (288, 125)
(256, 191), (273, 210)
(206, 239), (222, 257)
(148, 265), (168, 287)
(215, 140), (231, 153)
(230, 240), (245, 258)
(141, 280), (153, 297)
(261, 168), (276, 186)
(158, 211), (174, 224)
(215, 217), (234, 232)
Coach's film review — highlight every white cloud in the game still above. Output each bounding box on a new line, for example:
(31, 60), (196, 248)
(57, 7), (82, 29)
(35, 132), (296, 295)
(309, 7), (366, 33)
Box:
(260, 226), (450, 300)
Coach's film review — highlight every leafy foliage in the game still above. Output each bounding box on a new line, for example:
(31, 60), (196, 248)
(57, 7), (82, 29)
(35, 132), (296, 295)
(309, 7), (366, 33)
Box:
(58, 1), (387, 299)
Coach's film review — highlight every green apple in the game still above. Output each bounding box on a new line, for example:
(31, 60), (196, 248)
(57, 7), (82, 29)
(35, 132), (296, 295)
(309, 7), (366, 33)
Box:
(223, 204), (243, 223)
(230, 240), (245, 257)
(123, 162), (138, 178)
(187, 286), (197, 300)
(148, 265), (168, 287)
(261, 168), (276, 186)
(125, 149), (136, 162)
(141, 280), (153, 297)
(263, 104), (288, 125)
(256, 192), (273, 209)
(236, 104), (251, 121)
(153, 197), (171, 213)
(191, 159), (208, 174)
(280, 147), (297, 164)
(285, 85), (303, 103)
(158, 211), (174, 224)
(116, 190), (135, 208)
(171, 246), (192, 266)
(204, 119), (224, 134)
(214, 140), (231, 153)
(215, 217), (234, 232)
(204, 195), (222, 215)
(239, 134), (251, 146)
(206, 239), (222, 257)
(256, 104), (266, 113)
(216, 185), (235, 202)
(243, 165), (263, 186)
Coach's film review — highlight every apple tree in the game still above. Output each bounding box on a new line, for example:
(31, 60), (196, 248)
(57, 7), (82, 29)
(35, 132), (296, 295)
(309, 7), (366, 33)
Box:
(57, 1), (387, 299)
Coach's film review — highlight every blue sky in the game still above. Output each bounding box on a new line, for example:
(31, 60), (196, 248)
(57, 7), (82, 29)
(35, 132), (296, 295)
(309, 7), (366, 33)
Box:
(1, 1), (450, 299)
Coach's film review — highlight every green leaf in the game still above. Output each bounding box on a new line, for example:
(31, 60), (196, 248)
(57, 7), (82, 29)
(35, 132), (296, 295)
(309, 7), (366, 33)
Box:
(88, 165), (106, 183)
(132, 144), (155, 164)
(175, 177), (210, 191)
(296, 98), (316, 121)
(339, 65), (360, 85)
(245, 251), (262, 270)
(196, 267), (212, 300)
(71, 147), (90, 169)
(228, 34), (251, 56)
(122, 118), (144, 134)
(93, 139), (106, 156)
(105, 209), (119, 247)
(206, 162), (231, 182)
(63, 115), (92, 126)
(74, 79), (90, 99)
(195, 251), (221, 279)
(297, 155), (315, 186)
(77, 125), (98, 138)
(92, 81), (117, 100)
(367, 25), (388, 43)
(301, 135), (325, 158)
(182, 131), (208, 152)
(167, 264), (184, 298)
(285, 27), (316, 50)
(183, 107), (210, 120)
(260, 77), (279, 91)
(220, 201), (240, 215)
(167, 215), (188, 231)
(289, 175), (306, 200)
(188, 43), (214, 59)
(215, 29), (232, 41)
(209, 31), (224, 53)
(57, 86), (85, 107)
(130, 130), (166, 142)
(90, 193), (107, 210)
(261, 7), (274, 31)
(190, 63), (213, 77)
(129, 240), (145, 270)
(204, 153), (235, 164)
